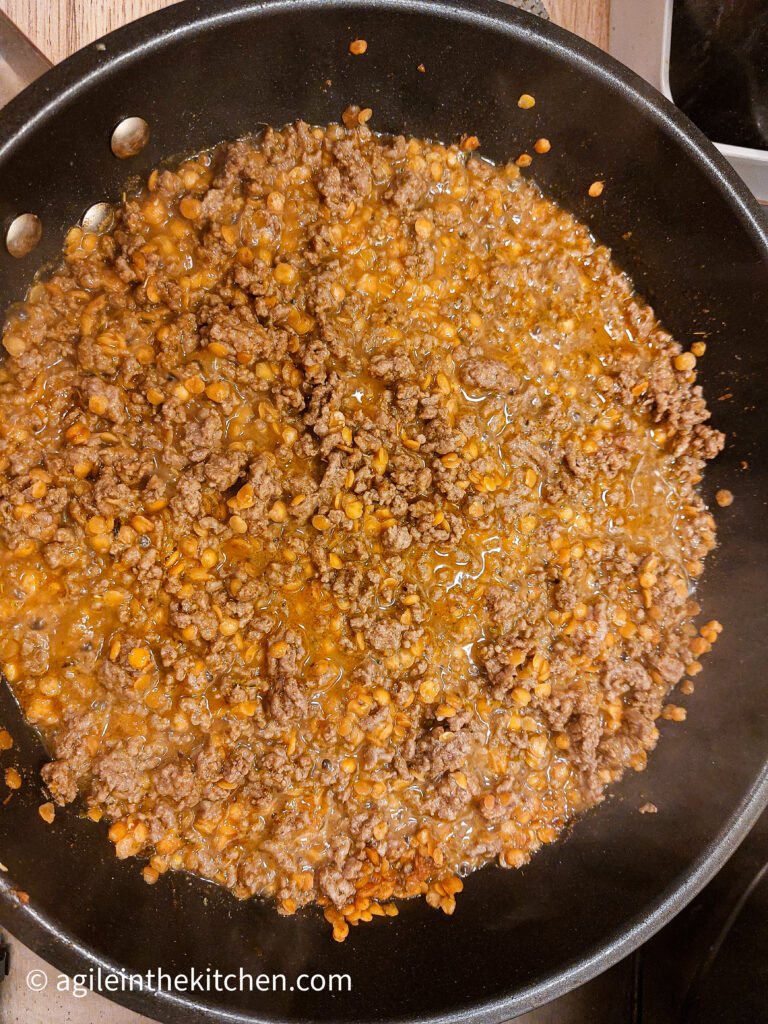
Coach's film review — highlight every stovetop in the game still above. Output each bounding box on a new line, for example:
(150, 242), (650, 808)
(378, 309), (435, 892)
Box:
(670, 0), (768, 152)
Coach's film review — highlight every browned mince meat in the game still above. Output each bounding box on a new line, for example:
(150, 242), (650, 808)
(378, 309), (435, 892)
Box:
(0, 119), (723, 941)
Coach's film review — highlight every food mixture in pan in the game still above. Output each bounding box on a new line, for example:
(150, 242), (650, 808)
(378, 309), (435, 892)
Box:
(0, 114), (723, 940)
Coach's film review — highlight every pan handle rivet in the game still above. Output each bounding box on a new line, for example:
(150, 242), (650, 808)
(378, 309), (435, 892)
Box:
(81, 203), (114, 233)
(6, 214), (42, 258)
(111, 116), (150, 159)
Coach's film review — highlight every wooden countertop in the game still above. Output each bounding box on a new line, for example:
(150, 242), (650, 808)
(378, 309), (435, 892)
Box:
(0, 0), (609, 65)
(0, 1), (609, 1022)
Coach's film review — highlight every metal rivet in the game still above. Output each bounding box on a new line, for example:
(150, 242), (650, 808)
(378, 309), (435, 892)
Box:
(111, 116), (150, 159)
(81, 203), (114, 233)
(6, 214), (42, 258)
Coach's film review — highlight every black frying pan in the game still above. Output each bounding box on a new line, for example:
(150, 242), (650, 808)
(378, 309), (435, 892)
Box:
(0, 2), (766, 1021)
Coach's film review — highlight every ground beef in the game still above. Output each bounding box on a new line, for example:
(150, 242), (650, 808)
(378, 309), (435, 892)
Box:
(204, 449), (249, 491)
(460, 358), (519, 392)
(364, 618), (405, 655)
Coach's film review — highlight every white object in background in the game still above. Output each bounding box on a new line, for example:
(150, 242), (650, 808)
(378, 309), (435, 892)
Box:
(609, 0), (768, 201)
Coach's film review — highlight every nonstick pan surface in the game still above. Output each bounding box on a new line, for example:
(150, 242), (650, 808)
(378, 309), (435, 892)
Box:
(0, 2), (766, 1021)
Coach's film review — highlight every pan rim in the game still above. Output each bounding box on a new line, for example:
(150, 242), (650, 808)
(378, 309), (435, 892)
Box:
(0, 1), (766, 1022)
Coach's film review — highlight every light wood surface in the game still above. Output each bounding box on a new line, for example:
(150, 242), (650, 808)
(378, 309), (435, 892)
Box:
(0, 0), (610, 64)
(0, 0), (609, 1022)
(549, 0), (610, 49)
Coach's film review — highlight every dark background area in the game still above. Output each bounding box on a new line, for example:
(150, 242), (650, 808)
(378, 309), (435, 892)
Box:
(670, 0), (768, 151)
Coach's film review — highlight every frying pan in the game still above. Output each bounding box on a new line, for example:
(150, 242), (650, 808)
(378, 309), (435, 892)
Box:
(0, 1), (766, 1021)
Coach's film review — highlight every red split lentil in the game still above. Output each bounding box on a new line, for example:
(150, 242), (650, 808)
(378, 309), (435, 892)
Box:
(38, 801), (55, 823)
(0, 118), (723, 936)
